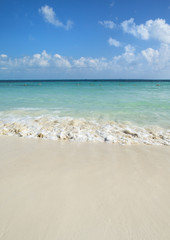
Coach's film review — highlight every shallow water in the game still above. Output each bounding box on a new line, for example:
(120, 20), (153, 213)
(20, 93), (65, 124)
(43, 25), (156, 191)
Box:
(0, 80), (170, 144)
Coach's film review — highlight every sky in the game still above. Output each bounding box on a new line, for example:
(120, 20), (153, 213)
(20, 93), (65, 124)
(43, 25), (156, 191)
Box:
(1, 0), (170, 79)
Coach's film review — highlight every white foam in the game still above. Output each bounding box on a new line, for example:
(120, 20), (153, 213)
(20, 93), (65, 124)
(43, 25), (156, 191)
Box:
(0, 115), (169, 145)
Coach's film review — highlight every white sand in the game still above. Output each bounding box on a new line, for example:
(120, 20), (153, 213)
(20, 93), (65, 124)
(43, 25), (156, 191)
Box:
(0, 136), (170, 240)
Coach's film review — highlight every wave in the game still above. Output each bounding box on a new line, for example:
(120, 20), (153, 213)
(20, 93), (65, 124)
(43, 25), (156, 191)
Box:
(0, 116), (169, 145)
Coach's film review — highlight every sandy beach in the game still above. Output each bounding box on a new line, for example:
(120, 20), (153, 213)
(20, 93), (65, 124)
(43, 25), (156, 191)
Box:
(0, 136), (170, 240)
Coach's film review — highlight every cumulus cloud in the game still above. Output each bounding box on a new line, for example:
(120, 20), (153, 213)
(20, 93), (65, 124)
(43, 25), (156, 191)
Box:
(99, 20), (116, 29)
(54, 54), (71, 68)
(113, 45), (136, 64)
(121, 18), (170, 44)
(141, 48), (159, 63)
(140, 43), (170, 72)
(108, 38), (121, 47)
(0, 51), (72, 71)
(39, 5), (73, 30)
(122, 45), (136, 63)
(73, 57), (108, 71)
(36, 52), (49, 66)
(1, 45), (170, 78)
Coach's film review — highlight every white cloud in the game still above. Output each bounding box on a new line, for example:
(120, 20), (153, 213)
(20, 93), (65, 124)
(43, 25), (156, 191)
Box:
(108, 38), (121, 47)
(140, 43), (170, 72)
(39, 5), (73, 30)
(121, 18), (149, 40)
(21, 50), (51, 67)
(0, 54), (8, 58)
(54, 54), (71, 68)
(121, 18), (170, 44)
(113, 44), (136, 64)
(73, 57), (108, 71)
(141, 48), (159, 63)
(73, 57), (87, 68)
(99, 20), (116, 29)
(1, 45), (170, 79)
(0, 51), (72, 70)
(123, 45), (136, 63)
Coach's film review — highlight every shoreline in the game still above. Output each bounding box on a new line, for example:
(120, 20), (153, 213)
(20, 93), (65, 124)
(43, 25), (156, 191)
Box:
(0, 136), (170, 239)
(0, 117), (170, 145)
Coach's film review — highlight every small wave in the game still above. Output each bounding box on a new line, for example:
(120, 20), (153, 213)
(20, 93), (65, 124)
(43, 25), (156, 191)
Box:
(0, 116), (169, 145)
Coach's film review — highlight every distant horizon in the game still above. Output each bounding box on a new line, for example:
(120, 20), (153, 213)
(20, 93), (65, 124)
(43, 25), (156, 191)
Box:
(0, 79), (170, 82)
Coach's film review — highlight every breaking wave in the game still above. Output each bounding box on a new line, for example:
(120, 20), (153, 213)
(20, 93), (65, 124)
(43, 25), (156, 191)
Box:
(0, 115), (169, 145)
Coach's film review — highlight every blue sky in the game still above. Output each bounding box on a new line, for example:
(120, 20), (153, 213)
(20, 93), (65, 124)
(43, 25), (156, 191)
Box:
(1, 0), (170, 79)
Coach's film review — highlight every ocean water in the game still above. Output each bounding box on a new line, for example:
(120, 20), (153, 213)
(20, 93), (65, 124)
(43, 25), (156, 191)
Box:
(0, 80), (170, 145)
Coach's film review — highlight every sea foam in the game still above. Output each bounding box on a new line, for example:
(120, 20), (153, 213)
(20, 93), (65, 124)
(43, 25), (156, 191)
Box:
(0, 116), (169, 145)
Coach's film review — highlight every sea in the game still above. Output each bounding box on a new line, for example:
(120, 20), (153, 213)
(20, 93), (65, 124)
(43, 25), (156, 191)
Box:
(0, 80), (170, 145)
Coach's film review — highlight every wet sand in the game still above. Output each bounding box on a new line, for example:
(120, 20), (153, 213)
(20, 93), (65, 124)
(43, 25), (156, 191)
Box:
(0, 136), (170, 240)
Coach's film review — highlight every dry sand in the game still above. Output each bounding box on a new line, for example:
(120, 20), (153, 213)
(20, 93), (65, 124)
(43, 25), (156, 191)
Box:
(0, 136), (170, 240)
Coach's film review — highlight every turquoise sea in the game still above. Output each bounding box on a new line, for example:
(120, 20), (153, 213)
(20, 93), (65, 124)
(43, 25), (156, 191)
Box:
(0, 80), (170, 144)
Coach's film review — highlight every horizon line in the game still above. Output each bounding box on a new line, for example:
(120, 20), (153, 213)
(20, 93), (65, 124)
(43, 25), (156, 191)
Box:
(0, 79), (170, 82)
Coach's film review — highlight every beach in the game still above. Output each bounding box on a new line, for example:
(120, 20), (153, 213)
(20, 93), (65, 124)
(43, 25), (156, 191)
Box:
(1, 0), (170, 238)
(0, 135), (170, 239)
